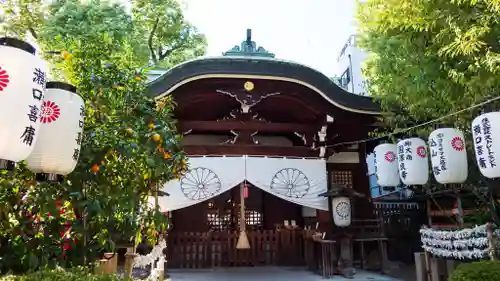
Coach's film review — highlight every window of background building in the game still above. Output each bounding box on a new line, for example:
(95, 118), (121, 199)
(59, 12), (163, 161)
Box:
(340, 68), (350, 88)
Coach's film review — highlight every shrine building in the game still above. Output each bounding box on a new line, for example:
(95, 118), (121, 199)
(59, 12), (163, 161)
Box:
(146, 30), (386, 270)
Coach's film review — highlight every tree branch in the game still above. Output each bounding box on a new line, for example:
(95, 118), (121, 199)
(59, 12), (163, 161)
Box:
(158, 30), (190, 61)
(158, 42), (184, 61)
(148, 17), (160, 64)
(28, 26), (37, 39)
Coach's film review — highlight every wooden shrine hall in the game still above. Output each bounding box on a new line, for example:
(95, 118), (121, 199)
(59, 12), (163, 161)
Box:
(146, 30), (388, 277)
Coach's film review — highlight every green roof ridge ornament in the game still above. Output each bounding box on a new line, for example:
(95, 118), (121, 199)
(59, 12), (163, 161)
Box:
(223, 29), (275, 58)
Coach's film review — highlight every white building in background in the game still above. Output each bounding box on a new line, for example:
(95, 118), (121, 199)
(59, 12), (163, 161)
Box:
(333, 35), (368, 96)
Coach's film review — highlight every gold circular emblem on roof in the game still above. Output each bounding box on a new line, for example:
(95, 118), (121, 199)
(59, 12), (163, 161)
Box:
(244, 81), (254, 91)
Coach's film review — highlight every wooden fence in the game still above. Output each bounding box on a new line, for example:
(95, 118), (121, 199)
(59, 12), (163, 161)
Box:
(166, 230), (304, 268)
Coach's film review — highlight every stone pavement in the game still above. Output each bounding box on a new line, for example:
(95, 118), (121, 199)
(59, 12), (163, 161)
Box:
(166, 267), (403, 281)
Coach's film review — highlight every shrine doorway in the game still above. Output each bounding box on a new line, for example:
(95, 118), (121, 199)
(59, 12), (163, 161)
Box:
(167, 183), (307, 268)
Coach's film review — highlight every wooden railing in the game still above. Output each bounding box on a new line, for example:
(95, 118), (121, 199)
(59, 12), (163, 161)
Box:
(166, 229), (304, 268)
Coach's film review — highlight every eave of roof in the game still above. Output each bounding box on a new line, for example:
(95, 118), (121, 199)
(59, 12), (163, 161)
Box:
(146, 56), (381, 115)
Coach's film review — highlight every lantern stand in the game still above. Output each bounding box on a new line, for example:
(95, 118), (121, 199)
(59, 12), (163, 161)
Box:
(35, 173), (64, 182)
(319, 184), (364, 279)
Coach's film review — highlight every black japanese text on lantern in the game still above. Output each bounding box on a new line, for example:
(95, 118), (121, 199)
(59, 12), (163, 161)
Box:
(474, 117), (496, 169)
(373, 150), (378, 181)
(72, 105), (84, 161)
(398, 140), (412, 179)
(21, 67), (46, 146)
(430, 133), (446, 176)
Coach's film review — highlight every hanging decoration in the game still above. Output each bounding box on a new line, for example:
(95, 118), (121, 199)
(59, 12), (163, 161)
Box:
(428, 128), (468, 184)
(331, 196), (351, 227)
(236, 157), (250, 249)
(0, 37), (46, 167)
(472, 112), (500, 179)
(397, 137), (429, 185)
(133, 239), (166, 268)
(420, 224), (498, 260)
(26, 82), (85, 177)
(373, 143), (400, 187)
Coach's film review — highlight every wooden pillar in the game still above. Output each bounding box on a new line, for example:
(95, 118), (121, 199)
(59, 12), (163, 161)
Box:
(414, 252), (427, 281)
(357, 143), (375, 219)
(124, 250), (137, 278)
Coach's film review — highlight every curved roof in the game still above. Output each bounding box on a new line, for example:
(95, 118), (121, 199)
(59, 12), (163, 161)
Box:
(147, 56), (380, 115)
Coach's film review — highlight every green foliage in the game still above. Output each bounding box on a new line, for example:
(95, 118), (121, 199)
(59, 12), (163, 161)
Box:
(0, 0), (207, 67)
(0, 0), (197, 274)
(132, 0), (207, 68)
(448, 261), (500, 281)
(357, 0), (500, 221)
(0, 267), (133, 281)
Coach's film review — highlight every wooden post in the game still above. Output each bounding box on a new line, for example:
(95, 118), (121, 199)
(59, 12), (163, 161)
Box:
(424, 251), (432, 281)
(158, 256), (165, 281)
(429, 256), (440, 281)
(414, 252), (427, 281)
(106, 253), (118, 274)
(94, 259), (107, 275)
(124, 249), (137, 278)
(446, 260), (457, 279)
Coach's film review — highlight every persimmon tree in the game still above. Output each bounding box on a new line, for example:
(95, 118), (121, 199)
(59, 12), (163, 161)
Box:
(0, 0), (198, 273)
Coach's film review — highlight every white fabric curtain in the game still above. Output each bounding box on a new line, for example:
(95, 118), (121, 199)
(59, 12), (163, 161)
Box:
(246, 156), (329, 210)
(156, 156), (246, 211)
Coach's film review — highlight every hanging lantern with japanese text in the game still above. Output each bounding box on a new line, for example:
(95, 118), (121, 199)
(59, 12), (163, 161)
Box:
(331, 196), (351, 227)
(373, 143), (400, 187)
(0, 38), (46, 167)
(397, 137), (429, 185)
(27, 82), (84, 177)
(472, 112), (500, 179)
(428, 128), (467, 183)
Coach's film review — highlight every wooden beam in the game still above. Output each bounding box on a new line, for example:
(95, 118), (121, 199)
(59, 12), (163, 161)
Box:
(178, 120), (318, 133)
(183, 144), (317, 157)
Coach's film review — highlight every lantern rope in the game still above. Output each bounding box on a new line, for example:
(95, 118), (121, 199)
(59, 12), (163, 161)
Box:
(321, 95), (500, 148)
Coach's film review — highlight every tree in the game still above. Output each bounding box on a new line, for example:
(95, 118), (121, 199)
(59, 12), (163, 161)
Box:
(0, 0), (200, 273)
(357, 0), (500, 222)
(0, 0), (207, 67)
(132, 0), (207, 68)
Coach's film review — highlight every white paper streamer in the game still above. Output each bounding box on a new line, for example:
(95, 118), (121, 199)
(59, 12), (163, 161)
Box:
(132, 239), (166, 281)
(420, 224), (497, 260)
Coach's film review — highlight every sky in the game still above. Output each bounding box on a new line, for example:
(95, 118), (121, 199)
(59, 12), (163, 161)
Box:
(181, 0), (359, 77)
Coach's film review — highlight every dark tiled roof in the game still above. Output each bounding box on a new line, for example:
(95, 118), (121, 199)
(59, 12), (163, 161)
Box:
(146, 57), (381, 114)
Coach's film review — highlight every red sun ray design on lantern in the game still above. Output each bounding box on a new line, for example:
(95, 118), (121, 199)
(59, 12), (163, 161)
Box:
(451, 137), (465, 151)
(416, 146), (426, 158)
(40, 100), (61, 123)
(384, 151), (396, 163)
(0, 66), (10, 92)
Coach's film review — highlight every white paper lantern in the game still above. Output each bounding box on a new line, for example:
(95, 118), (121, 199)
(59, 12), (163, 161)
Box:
(0, 38), (46, 162)
(26, 82), (84, 176)
(397, 137), (429, 185)
(331, 196), (351, 227)
(472, 112), (500, 179)
(428, 128), (467, 183)
(373, 143), (400, 187)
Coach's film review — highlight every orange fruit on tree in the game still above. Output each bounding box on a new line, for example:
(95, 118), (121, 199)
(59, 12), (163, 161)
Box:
(152, 133), (161, 142)
(163, 152), (171, 159)
(135, 76), (142, 81)
(147, 122), (155, 130)
(91, 164), (100, 173)
(125, 128), (134, 136)
(61, 51), (73, 60)
(157, 147), (165, 153)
